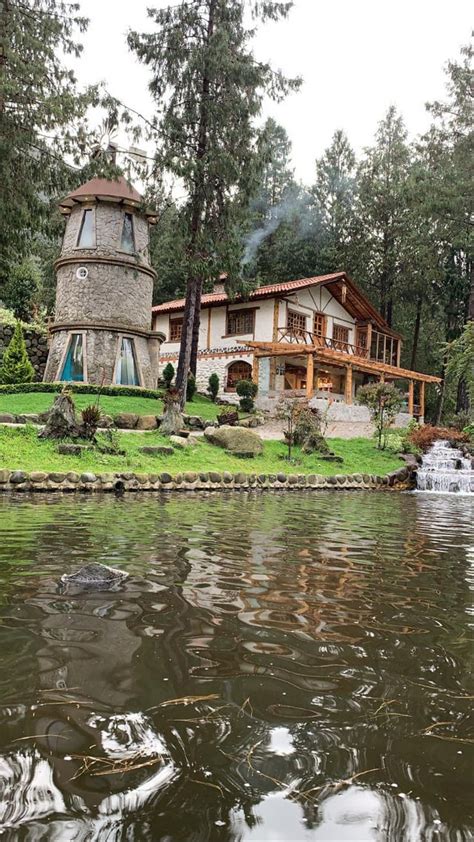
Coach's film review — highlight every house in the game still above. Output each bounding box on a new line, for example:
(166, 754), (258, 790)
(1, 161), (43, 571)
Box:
(152, 272), (440, 419)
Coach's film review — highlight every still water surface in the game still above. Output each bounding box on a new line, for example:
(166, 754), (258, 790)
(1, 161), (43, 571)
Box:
(0, 491), (472, 841)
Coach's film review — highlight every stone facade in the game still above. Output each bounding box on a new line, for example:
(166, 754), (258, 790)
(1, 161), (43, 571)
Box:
(44, 178), (163, 388)
(160, 348), (254, 404)
(0, 322), (48, 381)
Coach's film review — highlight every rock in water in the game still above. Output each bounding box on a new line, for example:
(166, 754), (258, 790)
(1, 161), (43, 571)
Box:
(61, 562), (128, 589)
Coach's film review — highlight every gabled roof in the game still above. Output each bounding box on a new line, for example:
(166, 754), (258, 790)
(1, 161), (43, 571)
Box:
(59, 177), (158, 221)
(152, 272), (400, 336)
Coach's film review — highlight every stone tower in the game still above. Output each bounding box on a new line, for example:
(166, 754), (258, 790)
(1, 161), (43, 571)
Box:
(44, 176), (164, 388)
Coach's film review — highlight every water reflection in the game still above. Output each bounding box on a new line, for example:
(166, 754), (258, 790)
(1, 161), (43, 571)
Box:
(0, 491), (472, 840)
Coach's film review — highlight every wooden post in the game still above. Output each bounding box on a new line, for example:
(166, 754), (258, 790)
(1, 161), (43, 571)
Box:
(252, 354), (260, 387)
(379, 372), (385, 383)
(366, 323), (373, 359)
(306, 353), (314, 398)
(408, 380), (414, 416)
(419, 380), (425, 421)
(345, 364), (353, 404)
(396, 338), (401, 368)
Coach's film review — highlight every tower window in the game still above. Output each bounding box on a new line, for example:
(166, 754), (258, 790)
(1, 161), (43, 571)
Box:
(61, 333), (85, 382)
(121, 212), (136, 253)
(115, 337), (140, 386)
(76, 209), (95, 248)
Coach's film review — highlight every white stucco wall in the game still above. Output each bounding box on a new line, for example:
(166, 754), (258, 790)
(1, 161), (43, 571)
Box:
(153, 283), (357, 354)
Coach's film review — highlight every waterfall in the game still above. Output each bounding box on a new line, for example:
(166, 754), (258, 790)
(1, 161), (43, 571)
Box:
(416, 440), (473, 494)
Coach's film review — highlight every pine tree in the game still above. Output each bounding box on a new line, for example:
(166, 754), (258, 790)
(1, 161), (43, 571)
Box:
(128, 0), (300, 406)
(312, 129), (356, 270)
(0, 0), (96, 287)
(352, 107), (411, 326)
(0, 321), (35, 384)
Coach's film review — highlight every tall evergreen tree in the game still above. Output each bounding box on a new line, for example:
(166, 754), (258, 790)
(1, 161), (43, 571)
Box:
(352, 107), (411, 326)
(0, 0), (97, 289)
(312, 129), (356, 270)
(128, 0), (300, 405)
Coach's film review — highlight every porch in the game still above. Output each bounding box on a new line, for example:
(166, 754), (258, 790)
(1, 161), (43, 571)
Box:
(246, 339), (441, 421)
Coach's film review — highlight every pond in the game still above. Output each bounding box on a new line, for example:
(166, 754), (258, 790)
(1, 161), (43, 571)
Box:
(0, 491), (472, 841)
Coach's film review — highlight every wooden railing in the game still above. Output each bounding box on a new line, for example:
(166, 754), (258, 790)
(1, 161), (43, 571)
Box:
(277, 327), (370, 359)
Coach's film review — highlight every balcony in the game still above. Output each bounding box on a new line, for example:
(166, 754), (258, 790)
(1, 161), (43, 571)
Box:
(277, 327), (370, 359)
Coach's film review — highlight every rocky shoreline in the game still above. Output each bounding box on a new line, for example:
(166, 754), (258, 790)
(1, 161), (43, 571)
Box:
(0, 464), (415, 493)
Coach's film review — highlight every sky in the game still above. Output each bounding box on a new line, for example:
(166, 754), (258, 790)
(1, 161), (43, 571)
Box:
(75, 0), (472, 184)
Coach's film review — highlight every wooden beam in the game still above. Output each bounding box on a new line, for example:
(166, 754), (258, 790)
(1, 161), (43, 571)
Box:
(306, 353), (314, 398)
(345, 365), (353, 404)
(246, 341), (441, 383)
(396, 338), (401, 368)
(252, 353), (259, 387)
(408, 380), (414, 416)
(419, 380), (425, 420)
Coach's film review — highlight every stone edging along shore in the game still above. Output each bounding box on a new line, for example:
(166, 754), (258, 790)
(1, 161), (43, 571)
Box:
(0, 465), (415, 493)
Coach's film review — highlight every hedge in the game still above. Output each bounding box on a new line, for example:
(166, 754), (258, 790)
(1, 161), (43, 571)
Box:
(0, 382), (163, 400)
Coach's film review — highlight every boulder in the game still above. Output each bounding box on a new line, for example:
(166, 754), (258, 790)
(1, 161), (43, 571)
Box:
(17, 414), (40, 424)
(139, 445), (174, 456)
(204, 425), (263, 456)
(61, 562), (128, 590)
(0, 413), (15, 424)
(57, 443), (91, 456)
(217, 410), (239, 426)
(114, 413), (139, 429)
(169, 435), (189, 449)
(183, 415), (206, 429)
(136, 415), (158, 430)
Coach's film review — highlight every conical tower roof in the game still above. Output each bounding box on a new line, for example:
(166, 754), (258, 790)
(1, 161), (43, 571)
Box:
(59, 176), (157, 221)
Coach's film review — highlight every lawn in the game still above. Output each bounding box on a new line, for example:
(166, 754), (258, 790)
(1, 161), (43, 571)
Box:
(0, 391), (221, 421)
(0, 425), (402, 477)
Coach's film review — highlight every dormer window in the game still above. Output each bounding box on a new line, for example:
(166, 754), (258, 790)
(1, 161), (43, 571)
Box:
(76, 208), (95, 248)
(121, 212), (136, 253)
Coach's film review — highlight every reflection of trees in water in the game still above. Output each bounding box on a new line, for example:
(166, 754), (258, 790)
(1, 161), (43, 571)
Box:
(0, 492), (472, 838)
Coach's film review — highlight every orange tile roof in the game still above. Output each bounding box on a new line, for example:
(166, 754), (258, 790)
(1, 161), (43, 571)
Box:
(152, 273), (346, 313)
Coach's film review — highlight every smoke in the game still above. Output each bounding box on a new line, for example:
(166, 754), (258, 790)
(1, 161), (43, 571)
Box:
(242, 190), (320, 266)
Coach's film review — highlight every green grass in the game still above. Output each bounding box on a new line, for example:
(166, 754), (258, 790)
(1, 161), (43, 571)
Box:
(0, 425), (402, 477)
(0, 391), (220, 421)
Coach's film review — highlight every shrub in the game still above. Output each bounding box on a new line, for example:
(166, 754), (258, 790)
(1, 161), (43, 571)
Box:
(186, 372), (197, 402)
(293, 405), (330, 454)
(407, 424), (470, 452)
(235, 379), (258, 413)
(0, 322), (35, 384)
(357, 382), (403, 449)
(162, 363), (175, 389)
(81, 404), (101, 439)
(0, 382), (163, 399)
(208, 372), (219, 402)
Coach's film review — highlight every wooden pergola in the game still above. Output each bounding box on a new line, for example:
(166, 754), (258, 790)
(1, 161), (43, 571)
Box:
(246, 340), (441, 418)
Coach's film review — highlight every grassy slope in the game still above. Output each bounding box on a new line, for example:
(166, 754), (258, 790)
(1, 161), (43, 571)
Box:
(0, 392), (220, 421)
(0, 425), (402, 477)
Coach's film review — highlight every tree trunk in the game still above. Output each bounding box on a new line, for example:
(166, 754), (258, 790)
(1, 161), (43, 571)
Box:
(435, 356), (448, 425)
(39, 392), (83, 440)
(160, 389), (184, 436)
(410, 295), (422, 370)
(175, 276), (199, 407)
(456, 377), (469, 414)
(175, 0), (215, 408)
(190, 277), (203, 376)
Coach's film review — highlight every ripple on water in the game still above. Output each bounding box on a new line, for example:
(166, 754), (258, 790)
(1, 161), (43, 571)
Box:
(0, 490), (472, 839)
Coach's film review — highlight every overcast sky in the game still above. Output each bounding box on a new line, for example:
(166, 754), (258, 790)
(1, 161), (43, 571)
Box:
(75, 0), (472, 184)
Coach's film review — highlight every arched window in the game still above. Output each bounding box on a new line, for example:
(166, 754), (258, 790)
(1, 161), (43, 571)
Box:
(226, 360), (252, 390)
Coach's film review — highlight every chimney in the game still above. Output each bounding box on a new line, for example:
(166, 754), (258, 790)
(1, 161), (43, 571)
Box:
(212, 273), (227, 295)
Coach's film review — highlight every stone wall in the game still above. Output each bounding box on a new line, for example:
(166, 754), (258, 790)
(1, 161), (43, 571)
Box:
(0, 323), (49, 381)
(0, 464), (415, 494)
(160, 348), (254, 402)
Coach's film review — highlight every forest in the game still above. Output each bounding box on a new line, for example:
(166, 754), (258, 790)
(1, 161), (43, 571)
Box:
(0, 0), (472, 421)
